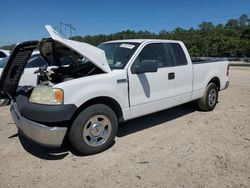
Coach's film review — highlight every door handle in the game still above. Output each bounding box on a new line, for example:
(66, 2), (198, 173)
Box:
(168, 72), (175, 80)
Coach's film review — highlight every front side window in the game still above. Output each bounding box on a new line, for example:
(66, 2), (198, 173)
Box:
(132, 43), (174, 68)
(98, 42), (140, 69)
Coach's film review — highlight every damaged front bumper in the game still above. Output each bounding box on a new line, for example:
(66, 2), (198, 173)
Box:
(10, 102), (67, 147)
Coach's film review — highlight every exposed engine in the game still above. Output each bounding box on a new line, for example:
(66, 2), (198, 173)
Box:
(35, 62), (103, 85)
(35, 38), (104, 85)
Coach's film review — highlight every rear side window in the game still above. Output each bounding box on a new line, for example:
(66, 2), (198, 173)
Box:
(169, 43), (188, 66)
(0, 52), (7, 58)
(134, 43), (174, 68)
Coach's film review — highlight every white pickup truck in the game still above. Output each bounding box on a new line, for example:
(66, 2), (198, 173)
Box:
(0, 26), (229, 155)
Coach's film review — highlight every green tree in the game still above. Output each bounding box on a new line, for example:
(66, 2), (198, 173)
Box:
(2, 14), (250, 58)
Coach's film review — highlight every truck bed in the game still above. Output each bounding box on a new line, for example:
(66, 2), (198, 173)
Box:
(192, 60), (228, 95)
(192, 59), (227, 64)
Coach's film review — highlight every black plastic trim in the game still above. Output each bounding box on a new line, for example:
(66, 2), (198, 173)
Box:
(15, 93), (77, 124)
(0, 41), (38, 97)
(192, 60), (225, 64)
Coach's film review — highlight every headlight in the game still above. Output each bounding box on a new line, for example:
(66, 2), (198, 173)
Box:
(29, 86), (64, 105)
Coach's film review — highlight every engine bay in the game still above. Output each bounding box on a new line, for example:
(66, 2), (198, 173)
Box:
(36, 38), (104, 85)
(36, 61), (104, 85)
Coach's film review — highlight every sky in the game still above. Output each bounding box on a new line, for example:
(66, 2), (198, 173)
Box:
(0, 0), (249, 46)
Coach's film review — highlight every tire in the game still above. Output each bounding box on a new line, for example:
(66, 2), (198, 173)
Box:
(69, 104), (118, 155)
(198, 83), (218, 111)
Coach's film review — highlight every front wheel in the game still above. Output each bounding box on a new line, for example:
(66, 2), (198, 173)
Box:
(198, 83), (218, 111)
(69, 104), (118, 155)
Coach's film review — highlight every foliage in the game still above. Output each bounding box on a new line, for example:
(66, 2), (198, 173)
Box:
(70, 14), (250, 57)
(0, 44), (15, 51)
(2, 14), (250, 57)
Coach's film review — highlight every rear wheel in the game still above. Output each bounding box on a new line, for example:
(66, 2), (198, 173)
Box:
(198, 83), (218, 111)
(69, 104), (118, 155)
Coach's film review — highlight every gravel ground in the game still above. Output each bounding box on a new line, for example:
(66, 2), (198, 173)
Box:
(0, 67), (249, 188)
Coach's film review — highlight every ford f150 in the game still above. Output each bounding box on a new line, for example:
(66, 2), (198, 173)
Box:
(0, 26), (229, 155)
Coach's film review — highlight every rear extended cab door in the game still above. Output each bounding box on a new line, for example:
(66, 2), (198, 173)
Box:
(171, 42), (193, 104)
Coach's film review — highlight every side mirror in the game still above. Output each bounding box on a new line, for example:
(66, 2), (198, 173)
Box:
(132, 60), (158, 74)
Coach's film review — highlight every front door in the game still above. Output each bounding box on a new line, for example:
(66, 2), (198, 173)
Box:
(128, 42), (176, 119)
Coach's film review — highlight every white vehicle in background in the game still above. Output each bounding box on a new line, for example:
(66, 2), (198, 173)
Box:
(0, 26), (229, 155)
(0, 51), (48, 105)
(0, 51), (48, 86)
(0, 50), (10, 60)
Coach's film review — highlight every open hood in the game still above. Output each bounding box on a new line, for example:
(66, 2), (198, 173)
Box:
(0, 26), (111, 98)
(43, 25), (111, 73)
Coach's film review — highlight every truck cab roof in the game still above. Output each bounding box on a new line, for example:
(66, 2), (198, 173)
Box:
(103, 39), (183, 44)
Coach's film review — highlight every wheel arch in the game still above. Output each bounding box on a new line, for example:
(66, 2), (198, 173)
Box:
(208, 77), (220, 90)
(71, 96), (124, 124)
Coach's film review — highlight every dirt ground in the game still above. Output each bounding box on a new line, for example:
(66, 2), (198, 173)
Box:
(0, 67), (249, 188)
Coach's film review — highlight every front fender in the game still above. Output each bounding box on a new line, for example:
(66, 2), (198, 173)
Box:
(55, 71), (129, 110)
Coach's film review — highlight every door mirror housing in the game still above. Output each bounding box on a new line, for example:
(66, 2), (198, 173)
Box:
(132, 60), (158, 74)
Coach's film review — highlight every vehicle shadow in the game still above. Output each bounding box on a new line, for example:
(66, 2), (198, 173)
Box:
(16, 133), (116, 159)
(17, 133), (70, 160)
(10, 101), (198, 159)
(117, 101), (197, 137)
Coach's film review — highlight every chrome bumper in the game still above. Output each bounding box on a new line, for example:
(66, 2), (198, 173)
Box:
(10, 102), (67, 147)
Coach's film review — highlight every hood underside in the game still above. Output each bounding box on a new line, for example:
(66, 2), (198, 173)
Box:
(41, 25), (110, 73)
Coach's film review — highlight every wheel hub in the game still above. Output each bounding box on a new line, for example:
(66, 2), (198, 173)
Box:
(83, 115), (112, 147)
(89, 123), (103, 137)
(208, 88), (216, 106)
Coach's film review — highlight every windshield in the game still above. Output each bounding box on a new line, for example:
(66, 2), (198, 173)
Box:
(0, 57), (9, 68)
(98, 42), (140, 69)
